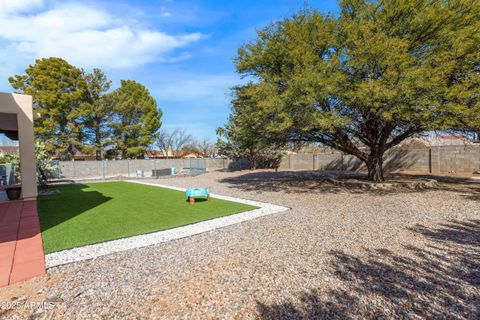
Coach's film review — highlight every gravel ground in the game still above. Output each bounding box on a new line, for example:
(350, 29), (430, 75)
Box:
(0, 170), (479, 319)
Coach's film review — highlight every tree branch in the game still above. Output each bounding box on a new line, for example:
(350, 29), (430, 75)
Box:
(385, 126), (422, 149)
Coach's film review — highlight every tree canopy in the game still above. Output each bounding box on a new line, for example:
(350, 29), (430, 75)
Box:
(109, 80), (162, 159)
(226, 0), (480, 180)
(9, 57), (87, 160)
(82, 68), (112, 160)
(217, 84), (286, 169)
(9, 58), (163, 160)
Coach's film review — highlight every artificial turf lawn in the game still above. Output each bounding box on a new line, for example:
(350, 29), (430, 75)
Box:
(38, 181), (258, 254)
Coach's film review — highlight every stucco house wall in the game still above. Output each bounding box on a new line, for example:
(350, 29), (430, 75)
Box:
(0, 93), (37, 200)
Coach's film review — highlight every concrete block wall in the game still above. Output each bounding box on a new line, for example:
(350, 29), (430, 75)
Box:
(56, 158), (230, 180)
(279, 146), (480, 174)
(278, 156), (290, 170)
(315, 153), (343, 170)
(342, 155), (365, 172)
(435, 146), (480, 174)
(104, 160), (128, 177)
(56, 146), (480, 179)
(384, 149), (430, 172)
(291, 153), (315, 170)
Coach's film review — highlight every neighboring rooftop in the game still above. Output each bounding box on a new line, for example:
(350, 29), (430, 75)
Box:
(398, 135), (477, 148)
(0, 146), (19, 156)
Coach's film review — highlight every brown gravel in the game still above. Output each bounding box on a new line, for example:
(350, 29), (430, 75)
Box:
(1, 170), (479, 319)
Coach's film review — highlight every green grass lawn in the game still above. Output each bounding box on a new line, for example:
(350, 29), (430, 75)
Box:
(38, 181), (257, 254)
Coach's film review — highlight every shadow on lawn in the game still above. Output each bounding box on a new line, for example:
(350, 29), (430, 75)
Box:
(257, 220), (480, 319)
(38, 183), (112, 232)
(185, 198), (209, 203)
(220, 170), (480, 199)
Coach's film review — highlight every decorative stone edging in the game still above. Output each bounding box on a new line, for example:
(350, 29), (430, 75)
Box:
(45, 180), (290, 268)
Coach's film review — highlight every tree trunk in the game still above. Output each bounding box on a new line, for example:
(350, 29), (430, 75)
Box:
(366, 152), (385, 182)
(95, 120), (102, 160)
(250, 158), (256, 170)
(248, 150), (256, 170)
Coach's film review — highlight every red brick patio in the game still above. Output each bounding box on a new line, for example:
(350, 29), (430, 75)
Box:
(0, 200), (45, 287)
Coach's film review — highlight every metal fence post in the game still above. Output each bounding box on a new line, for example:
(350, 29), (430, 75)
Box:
(439, 147), (442, 173)
(127, 160), (130, 178)
(102, 160), (105, 180)
(454, 149), (458, 173)
(56, 160), (61, 179)
(428, 148), (433, 173)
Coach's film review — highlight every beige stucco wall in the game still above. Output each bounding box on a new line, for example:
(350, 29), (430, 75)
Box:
(0, 92), (37, 200)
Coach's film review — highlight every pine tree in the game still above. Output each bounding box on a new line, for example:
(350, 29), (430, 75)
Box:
(108, 80), (162, 159)
(9, 57), (88, 160)
(81, 68), (112, 160)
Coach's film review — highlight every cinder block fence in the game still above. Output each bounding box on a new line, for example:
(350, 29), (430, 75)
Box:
(54, 146), (480, 180)
(279, 146), (480, 174)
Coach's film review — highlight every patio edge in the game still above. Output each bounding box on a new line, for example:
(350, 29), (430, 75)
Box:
(44, 180), (290, 268)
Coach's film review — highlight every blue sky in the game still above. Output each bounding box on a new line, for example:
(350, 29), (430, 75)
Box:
(0, 0), (339, 141)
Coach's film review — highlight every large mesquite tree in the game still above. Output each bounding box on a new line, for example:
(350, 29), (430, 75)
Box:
(233, 0), (480, 181)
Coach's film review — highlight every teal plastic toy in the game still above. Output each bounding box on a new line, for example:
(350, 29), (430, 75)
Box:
(185, 188), (210, 205)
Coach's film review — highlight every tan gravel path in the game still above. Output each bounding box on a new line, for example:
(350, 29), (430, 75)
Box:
(0, 170), (479, 319)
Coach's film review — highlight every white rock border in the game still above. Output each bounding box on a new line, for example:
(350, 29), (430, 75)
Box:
(45, 180), (290, 268)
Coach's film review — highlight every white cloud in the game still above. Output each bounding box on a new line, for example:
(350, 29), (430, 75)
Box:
(167, 52), (192, 63)
(160, 6), (172, 17)
(0, 0), (45, 14)
(0, 2), (203, 68)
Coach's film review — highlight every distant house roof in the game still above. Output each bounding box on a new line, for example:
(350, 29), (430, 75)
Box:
(0, 146), (19, 155)
(52, 150), (97, 161)
(398, 135), (475, 148)
(145, 149), (204, 159)
(145, 150), (171, 158)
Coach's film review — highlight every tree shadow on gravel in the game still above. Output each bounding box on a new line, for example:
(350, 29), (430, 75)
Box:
(257, 220), (480, 319)
(257, 290), (359, 320)
(221, 171), (370, 194)
(221, 170), (480, 198)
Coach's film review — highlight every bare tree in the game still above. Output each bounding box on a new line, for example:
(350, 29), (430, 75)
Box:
(196, 137), (215, 158)
(155, 128), (194, 158)
(155, 129), (173, 158)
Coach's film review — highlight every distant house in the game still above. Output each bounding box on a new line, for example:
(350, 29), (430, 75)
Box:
(0, 146), (19, 157)
(145, 149), (204, 159)
(182, 151), (204, 158)
(398, 135), (475, 149)
(52, 150), (97, 161)
(145, 150), (173, 159)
